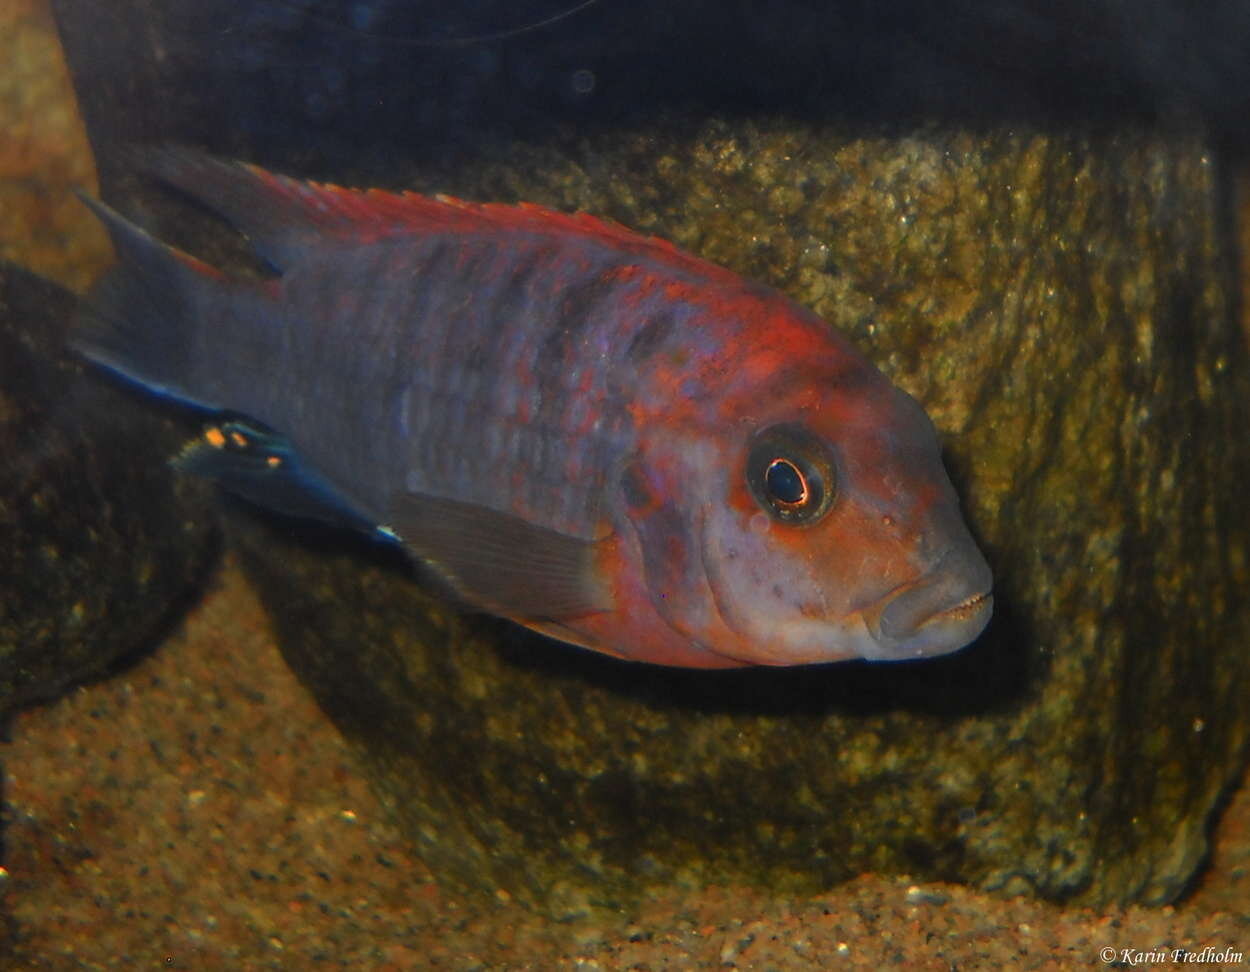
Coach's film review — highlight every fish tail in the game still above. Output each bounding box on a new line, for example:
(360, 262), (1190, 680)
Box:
(75, 192), (249, 410)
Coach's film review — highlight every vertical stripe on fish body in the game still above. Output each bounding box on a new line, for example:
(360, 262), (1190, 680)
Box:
(77, 150), (992, 668)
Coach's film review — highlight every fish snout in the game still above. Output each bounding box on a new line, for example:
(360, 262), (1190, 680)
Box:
(863, 544), (993, 660)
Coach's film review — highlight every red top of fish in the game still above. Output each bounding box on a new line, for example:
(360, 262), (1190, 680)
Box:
(78, 149), (992, 668)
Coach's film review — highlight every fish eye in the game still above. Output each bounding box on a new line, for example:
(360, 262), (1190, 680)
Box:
(746, 424), (836, 525)
(764, 458), (807, 505)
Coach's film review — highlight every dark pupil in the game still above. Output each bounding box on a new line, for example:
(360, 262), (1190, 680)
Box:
(764, 459), (807, 505)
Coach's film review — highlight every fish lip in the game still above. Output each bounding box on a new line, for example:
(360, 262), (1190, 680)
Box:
(862, 589), (993, 661)
(861, 547), (994, 660)
(701, 587), (993, 668)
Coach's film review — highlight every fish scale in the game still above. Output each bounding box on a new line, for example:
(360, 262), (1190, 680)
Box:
(293, 238), (614, 532)
(368, 236), (634, 534)
(76, 149), (992, 668)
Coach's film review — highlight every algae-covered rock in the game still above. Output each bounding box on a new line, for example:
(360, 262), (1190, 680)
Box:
(50, 0), (1250, 918)
(220, 124), (1250, 914)
(0, 262), (218, 715)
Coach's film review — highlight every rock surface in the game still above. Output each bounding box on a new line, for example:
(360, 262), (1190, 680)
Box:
(222, 125), (1250, 914)
(0, 262), (218, 716)
(5, 554), (1247, 967)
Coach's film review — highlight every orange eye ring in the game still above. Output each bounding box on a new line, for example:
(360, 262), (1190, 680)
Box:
(746, 424), (837, 526)
(763, 457), (809, 507)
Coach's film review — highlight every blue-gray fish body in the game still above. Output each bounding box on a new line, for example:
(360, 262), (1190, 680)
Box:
(78, 151), (992, 668)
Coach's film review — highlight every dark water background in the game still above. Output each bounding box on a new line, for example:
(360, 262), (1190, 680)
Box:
(57, 0), (1250, 173)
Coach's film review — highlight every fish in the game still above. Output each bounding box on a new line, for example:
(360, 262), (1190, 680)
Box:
(76, 149), (992, 668)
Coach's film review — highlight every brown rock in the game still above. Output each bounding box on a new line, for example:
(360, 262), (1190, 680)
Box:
(222, 124), (1250, 914)
(0, 261), (218, 715)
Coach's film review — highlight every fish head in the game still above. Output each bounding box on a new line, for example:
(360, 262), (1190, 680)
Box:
(619, 357), (992, 667)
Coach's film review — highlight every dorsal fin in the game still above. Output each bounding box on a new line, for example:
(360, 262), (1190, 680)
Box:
(141, 147), (744, 283)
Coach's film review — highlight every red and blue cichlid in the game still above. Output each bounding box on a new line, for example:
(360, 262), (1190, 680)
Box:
(77, 150), (992, 668)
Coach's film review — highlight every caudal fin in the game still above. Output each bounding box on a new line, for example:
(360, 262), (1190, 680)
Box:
(75, 193), (235, 410)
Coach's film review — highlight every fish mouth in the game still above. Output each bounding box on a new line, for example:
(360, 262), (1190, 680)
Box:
(694, 508), (993, 666)
(861, 549), (994, 661)
(938, 590), (992, 622)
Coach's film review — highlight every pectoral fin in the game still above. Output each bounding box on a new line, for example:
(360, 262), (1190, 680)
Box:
(387, 493), (613, 620)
